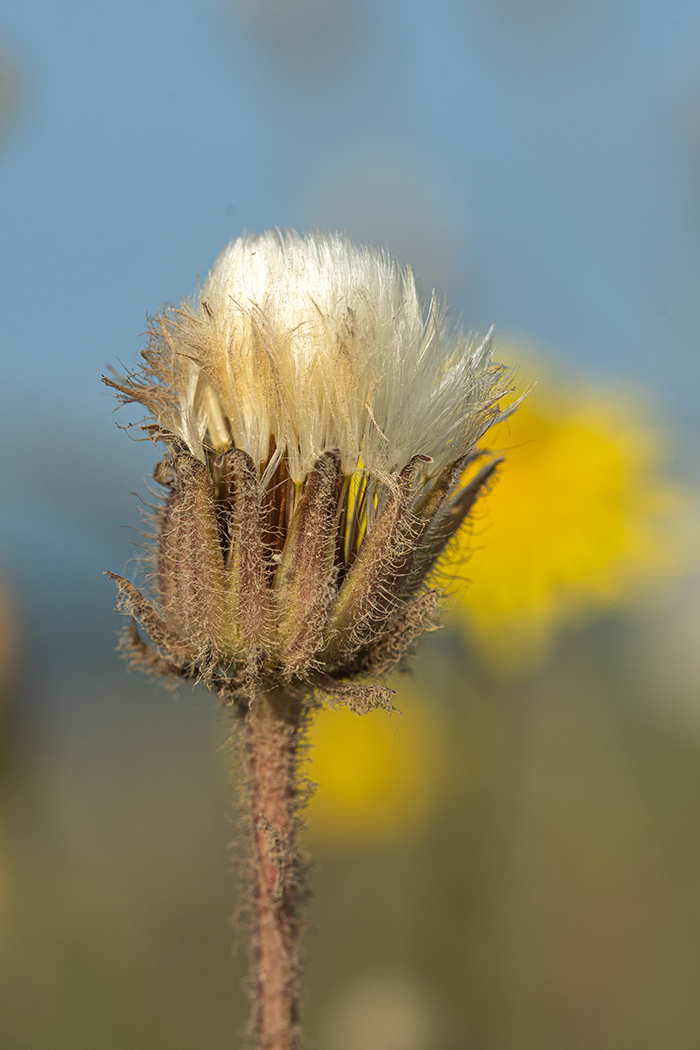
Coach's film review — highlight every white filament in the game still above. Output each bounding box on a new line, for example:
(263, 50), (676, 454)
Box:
(171, 229), (505, 482)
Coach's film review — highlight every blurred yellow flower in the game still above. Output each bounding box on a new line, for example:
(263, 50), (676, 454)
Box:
(440, 350), (692, 669)
(304, 687), (442, 845)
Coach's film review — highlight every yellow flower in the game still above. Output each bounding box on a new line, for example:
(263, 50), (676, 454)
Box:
(440, 350), (691, 670)
(304, 685), (442, 844)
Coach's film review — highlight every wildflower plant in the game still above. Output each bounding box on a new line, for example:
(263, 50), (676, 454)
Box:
(105, 229), (511, 1050)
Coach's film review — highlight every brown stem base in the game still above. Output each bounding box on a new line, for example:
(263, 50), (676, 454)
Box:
(243, 689), (308, 1050)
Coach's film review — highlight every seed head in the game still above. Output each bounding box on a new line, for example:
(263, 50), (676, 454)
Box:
(105, 229), (512, 711)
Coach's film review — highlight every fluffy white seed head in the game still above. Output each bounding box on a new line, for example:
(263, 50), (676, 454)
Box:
(107, 229), (515, 698)
(138, 229), (508, 483)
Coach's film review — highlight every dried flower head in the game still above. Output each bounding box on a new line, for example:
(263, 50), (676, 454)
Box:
(105, 229), (510, 710)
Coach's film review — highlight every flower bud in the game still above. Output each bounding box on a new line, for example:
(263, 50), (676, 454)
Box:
(105, 230), (512, 709)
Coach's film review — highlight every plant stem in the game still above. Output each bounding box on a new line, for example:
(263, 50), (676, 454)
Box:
(243, 688), (307, 1050)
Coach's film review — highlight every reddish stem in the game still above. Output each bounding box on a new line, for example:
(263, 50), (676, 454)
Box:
(244, 691), (306, 1050)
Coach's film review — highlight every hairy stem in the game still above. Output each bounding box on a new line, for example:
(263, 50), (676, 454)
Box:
(243, 689), (308, 1050)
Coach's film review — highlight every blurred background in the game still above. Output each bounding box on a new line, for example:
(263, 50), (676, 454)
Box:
(1, 0), (700, 1047)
